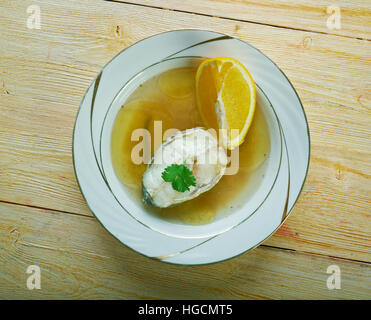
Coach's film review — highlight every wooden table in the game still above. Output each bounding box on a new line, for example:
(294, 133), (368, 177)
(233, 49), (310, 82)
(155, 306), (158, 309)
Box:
(0, 0), (370, 299)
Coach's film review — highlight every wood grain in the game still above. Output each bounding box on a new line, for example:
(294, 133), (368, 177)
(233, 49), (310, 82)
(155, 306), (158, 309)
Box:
(118, 0), (371, 40)
(0, 0), (370, 264)
(0, 202), (369, 299)
(0, 0), (370, 302)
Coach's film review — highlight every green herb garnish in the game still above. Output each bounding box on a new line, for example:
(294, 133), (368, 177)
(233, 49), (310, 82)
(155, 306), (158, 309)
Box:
(161, 164), (196, 192)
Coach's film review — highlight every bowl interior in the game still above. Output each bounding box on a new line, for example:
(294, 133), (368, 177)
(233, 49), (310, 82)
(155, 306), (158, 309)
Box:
(100, 56), (282, 239)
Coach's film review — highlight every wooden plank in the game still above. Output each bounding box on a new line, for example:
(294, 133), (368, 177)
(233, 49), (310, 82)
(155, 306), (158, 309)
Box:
(0, 93), (370, 263)
(267, 143), (371, 262)
(0, 0), (370, 263)
(0, 202), (369, 299)
(118, 0), (371, 40)
(0, 94), (88, 216)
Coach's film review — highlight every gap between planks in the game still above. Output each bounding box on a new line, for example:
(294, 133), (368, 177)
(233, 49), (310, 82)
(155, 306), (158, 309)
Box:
(104, 0), (371, 42)
(2, 199), (370, 266)
(0, 199), (95, 221)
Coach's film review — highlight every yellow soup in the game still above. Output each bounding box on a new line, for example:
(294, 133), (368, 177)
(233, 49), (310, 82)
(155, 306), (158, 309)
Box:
(111, 66), (270, 225)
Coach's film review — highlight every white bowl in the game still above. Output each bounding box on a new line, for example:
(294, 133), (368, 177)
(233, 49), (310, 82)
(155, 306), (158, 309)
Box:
(73, 30), (310, 265)
(100, 56), (282, 239)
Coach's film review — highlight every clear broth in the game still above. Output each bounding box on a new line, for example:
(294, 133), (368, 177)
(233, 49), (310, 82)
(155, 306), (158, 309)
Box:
(111, 65), (270, 225)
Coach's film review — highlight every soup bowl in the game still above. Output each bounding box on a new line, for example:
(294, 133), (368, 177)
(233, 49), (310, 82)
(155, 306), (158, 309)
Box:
(73, 30), (309, 264)
(100, 56), (282, 239)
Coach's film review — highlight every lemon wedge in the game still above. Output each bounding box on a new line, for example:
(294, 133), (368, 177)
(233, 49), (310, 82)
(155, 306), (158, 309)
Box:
(195, 57), (256, 150)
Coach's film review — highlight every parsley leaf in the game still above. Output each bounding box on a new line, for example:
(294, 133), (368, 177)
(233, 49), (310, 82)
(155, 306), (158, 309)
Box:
(161, 164), (197, 192)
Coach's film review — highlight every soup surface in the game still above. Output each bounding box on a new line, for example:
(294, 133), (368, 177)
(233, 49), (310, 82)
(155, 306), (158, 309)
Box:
(111, 65), (270, 225)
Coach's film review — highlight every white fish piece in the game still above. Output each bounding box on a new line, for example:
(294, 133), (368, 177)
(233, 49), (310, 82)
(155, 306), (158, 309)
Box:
(142, 128), (228, 208)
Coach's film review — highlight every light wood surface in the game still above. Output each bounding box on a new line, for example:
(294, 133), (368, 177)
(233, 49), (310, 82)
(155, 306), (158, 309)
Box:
(0, 0), (370, 299)
(1, 202), (370, 299)
(120, 0), (371, 40)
